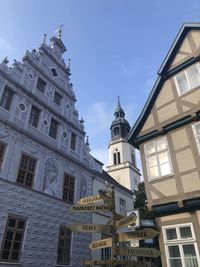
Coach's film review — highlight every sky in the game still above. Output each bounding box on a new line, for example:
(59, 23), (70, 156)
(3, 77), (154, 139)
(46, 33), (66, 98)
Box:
(0, 0), (199, 168)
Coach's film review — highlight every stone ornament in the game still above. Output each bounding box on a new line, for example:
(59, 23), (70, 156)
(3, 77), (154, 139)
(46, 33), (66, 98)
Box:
(43, 158), (58, 196)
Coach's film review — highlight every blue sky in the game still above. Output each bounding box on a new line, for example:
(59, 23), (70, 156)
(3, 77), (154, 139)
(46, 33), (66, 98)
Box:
(0, 0), (199, 167)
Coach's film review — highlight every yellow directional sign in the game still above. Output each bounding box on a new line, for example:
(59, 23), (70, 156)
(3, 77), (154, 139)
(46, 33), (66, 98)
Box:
(116, 213), (137, 229)
(118, 228), (159, 242)
(89, 237), (112, 250)
(78, 194), (102, 205)
(68, 223), (111, 233)
(83, 259), (149, 267)
(71, 204), (112, 212)
(117, 247), (161, 258)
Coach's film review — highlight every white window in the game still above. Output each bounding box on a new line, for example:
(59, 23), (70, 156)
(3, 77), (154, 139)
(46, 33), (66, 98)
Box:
(192, 122), (200, 154)
(163, 223), (200, 267)
(174, 63), (200, 96)
(113, 148), (120, 165)
(144, 136), (173, 180)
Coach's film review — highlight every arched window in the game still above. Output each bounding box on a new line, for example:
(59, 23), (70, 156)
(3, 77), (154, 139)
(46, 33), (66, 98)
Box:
(114, 127), (119, 136)
(113, 148), (121, 165)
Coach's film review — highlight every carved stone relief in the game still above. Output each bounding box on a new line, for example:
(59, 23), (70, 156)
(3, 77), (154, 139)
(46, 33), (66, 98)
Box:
(43, 158), (58, 197)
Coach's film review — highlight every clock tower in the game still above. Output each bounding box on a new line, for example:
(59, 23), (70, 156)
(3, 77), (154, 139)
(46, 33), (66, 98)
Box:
(106, 97), (141, 191)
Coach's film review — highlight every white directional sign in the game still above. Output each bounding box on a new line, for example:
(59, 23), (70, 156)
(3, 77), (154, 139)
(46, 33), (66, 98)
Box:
(68, 223), (111, 233)
(89, 237), (112, 250)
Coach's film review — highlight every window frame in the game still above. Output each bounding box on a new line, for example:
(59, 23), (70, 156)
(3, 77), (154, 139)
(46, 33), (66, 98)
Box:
(36, 77), (46, 93)
(192, 122), (200, 155)
(0, 142), (6, 168)
(49, 118), (58, 140)
(53, 91), (62, 106)
(16, 153), (37, 188)
(174, 63), (200, 96)
(163, 223), (200, 267)
(0, 86), (14, 111)
(0, 216), (26, 262)
(70, 132), (77, 151)
(29, 105), (41, 128)
(113, 149), (121, 165)
(57, 226), (72, 265)
(62, 174), (75, 203)
(144, 136), (173, 181)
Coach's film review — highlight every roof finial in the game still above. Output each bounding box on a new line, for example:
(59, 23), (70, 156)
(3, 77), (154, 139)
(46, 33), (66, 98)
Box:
(86, 136), (90, 146)
(117, 96), (121, 109)
(55, 24), (64, 39)
(42, 33), (47, 44)
(68, 58), (71, 69)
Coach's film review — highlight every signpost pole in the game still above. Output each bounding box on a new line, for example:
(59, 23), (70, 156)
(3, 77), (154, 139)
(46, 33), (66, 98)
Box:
(110, 186), (118, 267)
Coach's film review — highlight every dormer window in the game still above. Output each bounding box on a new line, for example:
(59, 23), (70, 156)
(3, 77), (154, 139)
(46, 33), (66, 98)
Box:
(50, 68), (58, 77)
(36, 77), (46, 93)
(174, 64), (200, 96)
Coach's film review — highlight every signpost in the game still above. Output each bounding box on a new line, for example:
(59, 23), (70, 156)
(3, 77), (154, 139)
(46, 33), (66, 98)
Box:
(117, 247), (161, 258)
(89, 237), (112, 250)
(118, 228), (159, 242)
(116, 213), (137, 229)
(71, 204), (112, 212)
(68, 223), (111, 233)
(69, 186), (160, 267)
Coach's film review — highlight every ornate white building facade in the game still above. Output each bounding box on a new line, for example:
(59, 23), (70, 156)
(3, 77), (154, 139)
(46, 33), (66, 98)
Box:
(0, 30), (133, 267)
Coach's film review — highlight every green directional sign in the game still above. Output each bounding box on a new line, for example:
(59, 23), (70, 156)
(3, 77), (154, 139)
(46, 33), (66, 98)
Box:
(71, 204), (112, 212)
(117, 247), (161, 258)
(83, 259), (149, 267)
(68, 223), (111, 233)
(118, 228), (159, 242)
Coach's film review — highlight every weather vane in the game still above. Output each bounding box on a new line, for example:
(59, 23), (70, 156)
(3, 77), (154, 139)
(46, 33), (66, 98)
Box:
(55, 24), (64, 39)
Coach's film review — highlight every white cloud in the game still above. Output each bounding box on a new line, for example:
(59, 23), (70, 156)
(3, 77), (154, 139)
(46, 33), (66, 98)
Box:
(0, 38), (12, 51)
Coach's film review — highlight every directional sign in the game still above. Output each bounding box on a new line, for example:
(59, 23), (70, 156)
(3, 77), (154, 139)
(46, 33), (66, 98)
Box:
(116, 213), (137, 229)
(68, 223), (111, 233)
(117, 247), (161, 258)
(83, 259), (149, 267)
(89, 237), (112, 250)
(71, 204), (112, 212)
(78, 194), (102, 205)
(118, 228), (159, 242)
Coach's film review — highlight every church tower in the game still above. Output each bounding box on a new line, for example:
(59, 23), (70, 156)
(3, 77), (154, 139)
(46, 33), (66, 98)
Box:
(106, 97), (140, 191)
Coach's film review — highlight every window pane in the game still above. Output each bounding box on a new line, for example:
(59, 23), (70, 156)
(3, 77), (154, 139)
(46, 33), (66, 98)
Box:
(169, 259), (182, 267)
(158, 151), (169, 164)
(176, 73), (189, 94)
(180, 227), (192, 239)
(185, 258), (198, 267)
(160, 162), (171, 176)
(183, 244), (196, 257)
(156, 138), (167, 151)
(168, 245), (180, 257)
(187, 65), (200, 88)
(147, 155), (157, 167)
(145, 142), (155, 155)
(194, 124), (200, 136)
(166, 228), (177, 240)
(149, 166), (159, 178)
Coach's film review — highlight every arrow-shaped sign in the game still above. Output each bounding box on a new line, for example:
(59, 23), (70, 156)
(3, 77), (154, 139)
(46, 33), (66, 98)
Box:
(118, 228), (159, 242)
(117, 247), (161, 258)
(89, 237), (112, 250)
(116, 213), (137, 229)
(71, 204), (112, 212)
(78, 194), (102, 205)
(83, 259), (149, 267)
(68, 223), (111, 233)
